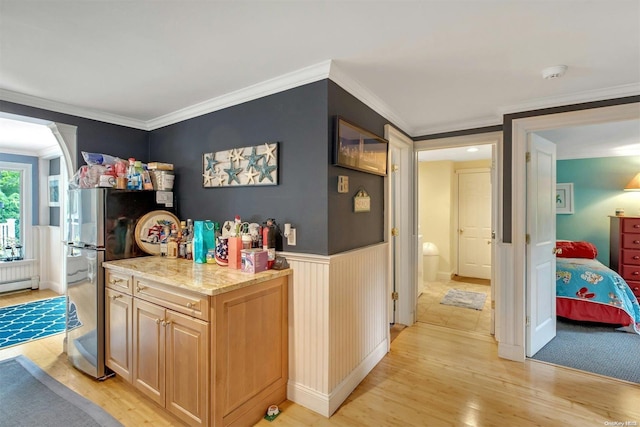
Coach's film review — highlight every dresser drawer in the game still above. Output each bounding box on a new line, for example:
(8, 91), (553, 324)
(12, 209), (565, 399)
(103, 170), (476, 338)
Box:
(622, 218), (640, 234)
(622, 234), (640, 249)
(133, 277), (209, 321)
(621, 249), (640, 266)
(621, 265), (640, 282)
(627, 280), (640, 298)
(106, 270), (133, 295)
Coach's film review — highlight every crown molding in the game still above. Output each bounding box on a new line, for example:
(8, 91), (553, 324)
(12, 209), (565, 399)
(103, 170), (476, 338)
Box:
(413, 115), (502, 138)
(498, 83), (640, 116)
(0, 89), (148, 130)
(328, 63), (413, 135)
(146, 61), (333, 130)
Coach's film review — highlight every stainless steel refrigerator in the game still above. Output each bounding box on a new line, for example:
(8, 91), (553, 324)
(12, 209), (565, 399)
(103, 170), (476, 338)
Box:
(65, 188), (173, 379)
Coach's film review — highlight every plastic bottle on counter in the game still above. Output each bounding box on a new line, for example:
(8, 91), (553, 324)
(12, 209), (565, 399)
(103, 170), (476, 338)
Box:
(127, 158), (139, 190)
(167, 225), (178, 259)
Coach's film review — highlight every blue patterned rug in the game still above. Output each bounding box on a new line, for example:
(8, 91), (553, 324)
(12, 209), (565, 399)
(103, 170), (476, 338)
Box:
(0, 296), (81, 350)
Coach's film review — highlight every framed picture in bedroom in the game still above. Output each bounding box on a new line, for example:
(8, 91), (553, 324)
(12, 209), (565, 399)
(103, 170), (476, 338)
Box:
(556, 183), (574, 214)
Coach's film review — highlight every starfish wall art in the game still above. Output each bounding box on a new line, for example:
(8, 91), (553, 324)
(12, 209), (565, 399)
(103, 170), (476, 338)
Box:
(203, 142), (278, 187)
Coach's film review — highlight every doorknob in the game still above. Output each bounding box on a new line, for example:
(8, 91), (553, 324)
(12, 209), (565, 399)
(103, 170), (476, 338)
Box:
(391, 227), (399, 237)
(553, 247), (562, 255)
(459, 228), (464, 234)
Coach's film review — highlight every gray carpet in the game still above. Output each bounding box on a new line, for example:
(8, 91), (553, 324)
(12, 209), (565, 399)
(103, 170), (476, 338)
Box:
(440, 289), (487, 310)
(0, 355), (122, 426)
(531, 319), (640, 383)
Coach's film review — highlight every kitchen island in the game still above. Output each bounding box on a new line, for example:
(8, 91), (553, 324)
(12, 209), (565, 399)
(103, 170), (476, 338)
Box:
(103, 257), (291, 427)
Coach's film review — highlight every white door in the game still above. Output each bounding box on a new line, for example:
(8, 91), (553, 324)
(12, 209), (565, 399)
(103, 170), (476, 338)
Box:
(458, 170), (491, 279)
(526, 133), (557, 357)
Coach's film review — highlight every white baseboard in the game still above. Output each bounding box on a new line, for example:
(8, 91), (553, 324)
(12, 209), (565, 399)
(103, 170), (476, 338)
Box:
(287, 339), (388, 417)
(498, 342), (525, 362)
(327, 339), (388, 416)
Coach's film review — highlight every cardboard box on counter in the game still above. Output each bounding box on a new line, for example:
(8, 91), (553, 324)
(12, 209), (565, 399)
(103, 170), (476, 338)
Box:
(241, 249), (268, 273)
(147, 162), (174, 171)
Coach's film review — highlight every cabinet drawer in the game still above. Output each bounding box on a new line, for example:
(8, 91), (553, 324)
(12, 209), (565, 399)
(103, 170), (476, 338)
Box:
(133, 277), (209, 321)
(622, 218), (640, 234)
(621, 265), (640, 282)
(626, 280), (640, 298)
(106, 270), (133, 294)
(622, 249), (640, 266)
(622, 234), (640, 249)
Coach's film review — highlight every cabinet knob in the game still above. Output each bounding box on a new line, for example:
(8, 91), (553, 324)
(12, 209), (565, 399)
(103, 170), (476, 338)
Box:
(634, 256), (640, 260)
(161, 320), (171, 327)
(155, 318), (161, 324)
(634, 240), (640, 245)
(110, 294), (121, 301)
(136, 285), (146, 293)
(633, 271), (639, 276)
(634, 224), (640, 228)
(186, 302), (194, 309)
(110, 278), (123, 284)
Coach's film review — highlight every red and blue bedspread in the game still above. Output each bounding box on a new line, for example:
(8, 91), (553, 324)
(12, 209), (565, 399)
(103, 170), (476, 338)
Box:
(556, 257), (640, 334)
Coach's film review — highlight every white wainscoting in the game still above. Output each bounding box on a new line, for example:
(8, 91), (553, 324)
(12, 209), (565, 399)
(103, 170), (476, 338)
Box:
(283, 242), (389, 417)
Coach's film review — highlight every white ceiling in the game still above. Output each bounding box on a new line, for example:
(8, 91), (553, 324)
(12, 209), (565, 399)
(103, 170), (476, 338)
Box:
(1, 1), (639, 136)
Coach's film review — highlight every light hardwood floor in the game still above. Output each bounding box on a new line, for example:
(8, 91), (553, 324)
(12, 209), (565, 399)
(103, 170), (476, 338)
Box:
(417, 278), (492, 334)
(2, 290), (639, 426)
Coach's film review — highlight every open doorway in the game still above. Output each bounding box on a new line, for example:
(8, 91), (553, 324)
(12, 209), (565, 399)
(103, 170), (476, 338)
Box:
(520, 112), (640, 382)
(0, 112), (77, 299)
(414, 132), (501, 335)
(501, 101), (640, 363)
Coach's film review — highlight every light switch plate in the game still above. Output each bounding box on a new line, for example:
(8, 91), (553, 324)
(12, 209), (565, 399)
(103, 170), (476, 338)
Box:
(338, 176), (349, 193)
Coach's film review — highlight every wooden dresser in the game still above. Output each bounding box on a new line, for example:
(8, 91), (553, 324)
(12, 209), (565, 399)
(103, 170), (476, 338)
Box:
(610, 216), (640, 303)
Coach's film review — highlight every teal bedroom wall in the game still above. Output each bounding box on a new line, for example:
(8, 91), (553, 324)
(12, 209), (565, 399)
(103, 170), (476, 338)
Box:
(557, 156), (640, 266)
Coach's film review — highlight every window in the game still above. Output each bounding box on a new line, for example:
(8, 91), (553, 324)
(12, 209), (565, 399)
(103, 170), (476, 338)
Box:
(0, 161), (31, 261)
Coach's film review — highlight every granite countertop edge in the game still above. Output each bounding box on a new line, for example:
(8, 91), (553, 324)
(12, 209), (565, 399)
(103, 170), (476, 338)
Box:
(103, 257), (291, 296)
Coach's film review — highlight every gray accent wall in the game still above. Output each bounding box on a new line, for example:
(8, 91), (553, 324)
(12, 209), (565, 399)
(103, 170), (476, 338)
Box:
(1, 81), (394, 256)
(149, 81), (330, 254)
(327, 81), (387, 255)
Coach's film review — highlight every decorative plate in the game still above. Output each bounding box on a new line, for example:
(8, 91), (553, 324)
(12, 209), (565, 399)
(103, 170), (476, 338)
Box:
(134, 210), (180, 255)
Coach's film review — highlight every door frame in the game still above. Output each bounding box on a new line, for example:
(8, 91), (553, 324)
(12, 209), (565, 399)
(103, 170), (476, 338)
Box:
(414, 131), (502, 336)
(384, 125), (415, 328)
(504, 102), (639, 361)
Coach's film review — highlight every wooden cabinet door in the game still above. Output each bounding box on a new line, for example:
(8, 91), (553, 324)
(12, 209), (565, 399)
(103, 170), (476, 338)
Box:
(165, 310), (209, 427)
(105, 288), (133, 382)
(133, 298), (165, 406)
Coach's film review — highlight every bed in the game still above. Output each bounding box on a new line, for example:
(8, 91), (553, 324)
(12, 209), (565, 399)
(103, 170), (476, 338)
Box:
(555, 241), (640, 334)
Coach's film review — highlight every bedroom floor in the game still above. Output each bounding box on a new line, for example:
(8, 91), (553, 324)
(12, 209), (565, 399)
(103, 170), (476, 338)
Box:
(416, 277), (492, 334)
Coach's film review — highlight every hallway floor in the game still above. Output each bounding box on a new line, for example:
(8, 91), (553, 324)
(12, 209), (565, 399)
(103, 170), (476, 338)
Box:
(416, 277), (492, 334)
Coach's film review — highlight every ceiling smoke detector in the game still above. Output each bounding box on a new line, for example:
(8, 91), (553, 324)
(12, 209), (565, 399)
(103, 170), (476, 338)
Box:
(542, 65), (568, 79)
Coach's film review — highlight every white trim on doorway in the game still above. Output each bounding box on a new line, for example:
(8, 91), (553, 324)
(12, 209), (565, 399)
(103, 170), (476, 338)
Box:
(414, 131), (502, 339)
(384, 125), (415, 327)
(505, 102), (640, 362)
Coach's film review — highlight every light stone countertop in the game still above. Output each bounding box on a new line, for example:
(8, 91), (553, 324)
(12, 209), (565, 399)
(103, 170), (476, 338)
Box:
(103, 256), (291, 296)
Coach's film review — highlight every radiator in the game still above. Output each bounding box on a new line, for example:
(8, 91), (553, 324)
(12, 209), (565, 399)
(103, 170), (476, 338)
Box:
(0, 277), (38, 293)
(0, 260), (39, 294)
